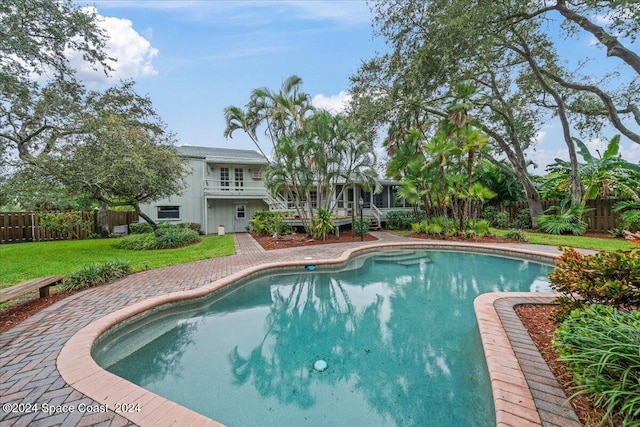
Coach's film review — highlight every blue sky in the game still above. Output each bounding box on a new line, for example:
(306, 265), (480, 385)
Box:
(77, 1), (639, 173)
(78, 1), (382, 155)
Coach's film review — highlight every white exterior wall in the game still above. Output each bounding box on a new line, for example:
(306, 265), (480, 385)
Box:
(206, 199), (267, 234)
(139, 158), (205, 227)
(139, 158), (269, 234)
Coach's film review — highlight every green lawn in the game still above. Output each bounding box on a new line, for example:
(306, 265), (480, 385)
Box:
(390, 229), (632, 252)
(489, 228), (632, 251)
(0, 235), (235, 288)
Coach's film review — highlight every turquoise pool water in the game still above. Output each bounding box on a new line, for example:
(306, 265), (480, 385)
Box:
(93, 250), (552, 426)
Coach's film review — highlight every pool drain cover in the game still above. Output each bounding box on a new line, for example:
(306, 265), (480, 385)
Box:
(313, 359), (328, 371)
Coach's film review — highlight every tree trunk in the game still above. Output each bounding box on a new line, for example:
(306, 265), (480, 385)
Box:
(96, 200), (110, 237)
(132, 201), (157, 230)
(523, 181), (543, 228)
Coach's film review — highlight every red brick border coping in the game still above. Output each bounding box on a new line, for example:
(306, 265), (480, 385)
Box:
(475, 293), (581, 427)
(54, 240), (583, 427)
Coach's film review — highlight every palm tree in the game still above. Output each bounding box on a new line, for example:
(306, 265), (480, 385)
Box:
(224, 75), (314, 159)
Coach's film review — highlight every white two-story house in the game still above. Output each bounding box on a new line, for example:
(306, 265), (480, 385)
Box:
(140, 146), (273, 234)
(140, 145), (411, 234)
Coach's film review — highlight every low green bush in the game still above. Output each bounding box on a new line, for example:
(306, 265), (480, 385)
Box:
(38, 211), (92, 239)
(180, 222), (202, 234)
(517, 208), (533, 229)
(114, 227), (200, 250)
(114, 233), (157, 250)
(614, 201), (640, 232)
(250, 211), (291, 236)
(554, 305), (640, 426)
(481, 206), (499, 226)
(475, 219), (491, 236)
(549, 247), (640, 319)
(537, 206), (588, 235)
(312, 208), (335, 240)
(385, 210), (423, 230)
(129, 222), (153, 234)
(495, 211), (509, 228)
(354, 216), (371, 236)
(63, 260), (131, 291)
(504, 228), (527, 242)
(154, 227), (200, 249)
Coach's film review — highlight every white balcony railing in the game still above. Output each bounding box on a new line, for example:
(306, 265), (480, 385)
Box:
(203, 179), (268, 197)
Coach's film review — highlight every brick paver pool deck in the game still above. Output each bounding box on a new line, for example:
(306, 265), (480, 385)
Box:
(1, 232), (582, 426)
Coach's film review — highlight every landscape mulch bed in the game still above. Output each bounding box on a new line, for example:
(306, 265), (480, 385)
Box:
(251, 231), (378, 250)
(517, 304), (620, 426)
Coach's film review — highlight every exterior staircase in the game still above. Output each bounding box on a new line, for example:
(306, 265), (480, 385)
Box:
(264, 193), (290, 211)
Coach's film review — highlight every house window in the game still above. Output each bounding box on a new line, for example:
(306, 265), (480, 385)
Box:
(235, 168), (244, 190)
(336, 185), (344, 208)
(374, 193), (383, 207)
(236, 204), (246, 219)
(309, 190), (317, 209)
(220, 167), (230, 190)
(157, 205), (180, 219)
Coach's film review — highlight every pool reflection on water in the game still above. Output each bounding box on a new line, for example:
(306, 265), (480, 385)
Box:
(93, 250), (552, 427)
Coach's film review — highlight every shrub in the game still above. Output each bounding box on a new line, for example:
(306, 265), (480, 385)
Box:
(251, 211), (290, 236)
(609, 228), (626, 238)
(425, 222), (444, 235)
(312, 208), (335, 240)
(475, 220), (491, 236)
(482, 206), (499, 226)
(157, 222), (179, 229)
(410, 222), (421, 233)
(180, 222), (202, 234)
(549, 247), (640, 319)
(129, 222), (153, 234)
(553, 305), (640, 426)
(385, 210), (422, 230)
(38, 211), (92, 239)
(354, 216), (371, 237)
(621, 209), (640, 232)
(63, 260), (131, 291)
(614, 201), (640, 232)
(114, 233), (157, 250)
(154, 227), (200, 249)
(537, 206), (587, 235)
(517, 208), (533, 229)
(495, 211), (509, 228)
(114, 227), (200, 250)
(504, 228), (527, 242)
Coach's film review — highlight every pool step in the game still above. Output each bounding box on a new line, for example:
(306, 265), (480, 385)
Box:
(375, 251), (430, 267)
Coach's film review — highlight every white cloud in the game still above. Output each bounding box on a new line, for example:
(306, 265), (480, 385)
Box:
(531, 131), (546, 145)
(527, 146), (568, 175)
(312, 91), (352, 114)
(620, 142), (640, 164)
(67, 8), (158, 85)
(582, 137), (606, 158)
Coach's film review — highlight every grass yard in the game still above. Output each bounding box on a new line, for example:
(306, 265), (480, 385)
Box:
(490, 228), (632, 251)
(0, 235), (235, 288)
(390, 228), (632, 251)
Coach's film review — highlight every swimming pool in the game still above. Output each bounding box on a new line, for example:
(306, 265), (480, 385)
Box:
(92, 249), (552, 426)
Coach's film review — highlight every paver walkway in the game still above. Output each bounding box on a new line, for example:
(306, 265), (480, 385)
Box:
(1, 233), (577, 426)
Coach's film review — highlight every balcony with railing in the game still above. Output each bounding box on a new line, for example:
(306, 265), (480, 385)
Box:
(203, 179), (268, 198)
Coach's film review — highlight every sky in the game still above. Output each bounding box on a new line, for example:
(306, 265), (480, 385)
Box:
(75, 0), (640, 174)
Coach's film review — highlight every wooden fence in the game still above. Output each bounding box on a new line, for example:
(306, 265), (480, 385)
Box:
(499, 199), (621, 233)
(0, 210), (139, 244)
